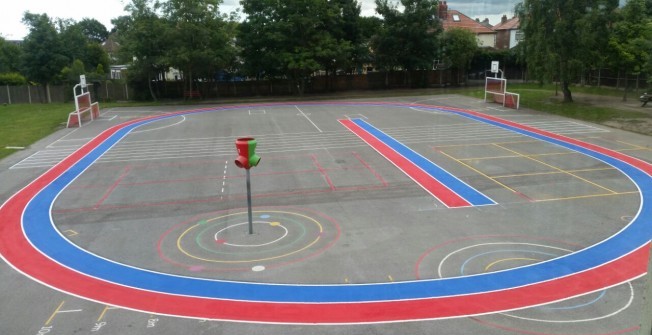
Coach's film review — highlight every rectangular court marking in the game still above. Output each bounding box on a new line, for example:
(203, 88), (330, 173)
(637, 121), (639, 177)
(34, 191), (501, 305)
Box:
(339, 118), (496, 208)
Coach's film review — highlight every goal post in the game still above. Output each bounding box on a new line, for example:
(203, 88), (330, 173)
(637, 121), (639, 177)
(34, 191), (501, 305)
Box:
(67, 78), (101, 128)
(484, 77), (520, 110)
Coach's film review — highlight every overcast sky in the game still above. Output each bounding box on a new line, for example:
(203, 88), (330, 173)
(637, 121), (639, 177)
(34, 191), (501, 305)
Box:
(0, 0), (528, 40)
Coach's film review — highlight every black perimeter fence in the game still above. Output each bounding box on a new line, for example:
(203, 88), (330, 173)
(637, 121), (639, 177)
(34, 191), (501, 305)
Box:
(0, 68), (647, 104)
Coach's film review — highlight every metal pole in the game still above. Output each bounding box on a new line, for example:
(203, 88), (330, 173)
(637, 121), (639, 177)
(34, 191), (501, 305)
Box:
(246, 168), (253, 234)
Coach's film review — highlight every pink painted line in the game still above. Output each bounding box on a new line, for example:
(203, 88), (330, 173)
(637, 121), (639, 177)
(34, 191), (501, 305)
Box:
(340, 119), (471, 208)
(352, 151), (389, 187)
(93, 166), (131, 209)
(311, 154), (336, 191)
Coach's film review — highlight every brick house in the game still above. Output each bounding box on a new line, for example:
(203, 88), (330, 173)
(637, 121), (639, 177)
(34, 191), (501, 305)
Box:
(493, 15), (522, 50)
(438, 1), (496, 48)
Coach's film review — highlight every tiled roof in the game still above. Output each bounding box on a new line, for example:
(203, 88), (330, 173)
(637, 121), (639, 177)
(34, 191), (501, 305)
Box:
(493, 16), (520, 31)
(441, 10), (496, 35)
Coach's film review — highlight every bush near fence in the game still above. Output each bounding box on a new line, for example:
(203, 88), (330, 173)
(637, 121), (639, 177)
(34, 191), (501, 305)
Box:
(0, 68), (646, 104)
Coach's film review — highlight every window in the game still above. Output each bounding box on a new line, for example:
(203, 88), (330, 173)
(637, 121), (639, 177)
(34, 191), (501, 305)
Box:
(452, 14), (460, 22)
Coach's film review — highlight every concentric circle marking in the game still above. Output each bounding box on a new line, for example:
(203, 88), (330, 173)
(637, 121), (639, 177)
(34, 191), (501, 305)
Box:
(213, 221), (289, 247)
(158, 208), (338, 270)
(419, 235), (639, 333)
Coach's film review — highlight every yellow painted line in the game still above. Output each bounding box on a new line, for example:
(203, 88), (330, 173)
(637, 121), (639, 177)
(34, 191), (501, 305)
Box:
(432, 136), (600, 149)
(492, 167), (616, 179)
(534, 191), (639, 203)
(64, 229), (78, 237)
(457, 151), (579, 162)
(457, 155), (521, 161)
(437, 150), (521, 194)
(616, 140), (651, 151)
(45, 301), (65, 325)
(97, 305), (117, 322)
(493, 143), (619, 195)
(177, 211), (323, 263)
(485, 258), (540, 272)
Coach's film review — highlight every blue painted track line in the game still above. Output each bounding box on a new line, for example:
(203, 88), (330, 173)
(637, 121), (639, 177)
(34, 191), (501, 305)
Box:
(15, 103), (652, 305)
(351, 118), (496, 207)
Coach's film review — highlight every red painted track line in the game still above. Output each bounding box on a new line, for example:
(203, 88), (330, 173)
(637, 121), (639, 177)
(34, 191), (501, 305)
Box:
(340, 119), (471, 208)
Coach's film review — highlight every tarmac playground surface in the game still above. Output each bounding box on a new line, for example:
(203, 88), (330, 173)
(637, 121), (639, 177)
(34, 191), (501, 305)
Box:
(1, 94), (652, 334)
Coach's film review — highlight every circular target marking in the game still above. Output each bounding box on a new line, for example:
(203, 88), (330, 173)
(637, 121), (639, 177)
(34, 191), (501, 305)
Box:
(419, 235), (638, 332)
(212, 221), (289, 247)
(193, 217), (307, 255)
(157, 208), (339, 272)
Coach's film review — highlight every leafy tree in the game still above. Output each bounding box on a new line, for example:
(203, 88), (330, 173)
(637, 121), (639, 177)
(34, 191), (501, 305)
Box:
(517, 0), (617, 102)
(162, 0), (236, 95)
(442, 28), (478, 83)
(77, 18), (110, 43)
(113, 0), (171, 100)
(373, 0), (441, 87)
(60, 59), (86, 83)
(0, 37), (23, 73)
(21, 12), (69, 102)
(357, 16), (383, 71)
(240, 0), (353, 95)
(0, 72), (27, 85)
(607, 0), (652, 99)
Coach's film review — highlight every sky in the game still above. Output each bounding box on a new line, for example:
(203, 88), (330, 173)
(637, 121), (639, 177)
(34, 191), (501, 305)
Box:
(0, 0), (525, 40)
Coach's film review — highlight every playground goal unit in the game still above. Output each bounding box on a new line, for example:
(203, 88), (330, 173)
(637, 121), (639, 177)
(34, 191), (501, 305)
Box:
(67, 78), (100, 128)
(484, 77), (520, 110)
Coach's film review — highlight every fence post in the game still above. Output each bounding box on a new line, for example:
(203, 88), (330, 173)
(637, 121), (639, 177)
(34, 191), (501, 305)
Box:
(6, 85), (11, 104)
(28, 85), (32, 104)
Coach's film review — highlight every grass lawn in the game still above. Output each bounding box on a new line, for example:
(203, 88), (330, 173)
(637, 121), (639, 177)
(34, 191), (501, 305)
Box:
(462, 83), (650, 123)
(0, 102), (154, 160)
(0, 103), (74, 160)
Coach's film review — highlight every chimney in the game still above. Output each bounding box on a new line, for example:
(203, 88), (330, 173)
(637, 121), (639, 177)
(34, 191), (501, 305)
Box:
(501, 14), (507, 24)
(438, 1), (448, 20)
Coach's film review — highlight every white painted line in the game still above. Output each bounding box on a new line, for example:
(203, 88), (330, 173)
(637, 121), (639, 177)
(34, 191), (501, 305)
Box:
(295, 105), (322, 133)
(57, 309), (84, 313)
(132, 115), (186, 134)
(5, 146), (25, 150)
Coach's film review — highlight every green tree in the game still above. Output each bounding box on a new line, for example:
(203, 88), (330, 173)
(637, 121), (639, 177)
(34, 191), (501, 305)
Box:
(357, 16), (383, 71)
(373, 0), (441, 87)
(607, 0), (652, 99)
(0, 37), (23, 73)
(239, 0), (353, 95)
(77, 18), (110, 43)
(60, 59), (86, 83)
(517, 0), (617, 102)
(162, 0), (236, 95)
(113, 0), (171, 100)
(21, 12), (69, 102)
(441, 28), (478, 84)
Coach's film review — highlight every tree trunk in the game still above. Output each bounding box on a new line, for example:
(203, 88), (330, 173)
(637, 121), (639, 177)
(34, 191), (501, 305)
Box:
(147, 72), (157, 102)
(45, 83), (51, 103)
(622, 71), (628, 102)
(561, 80), (573, 103)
